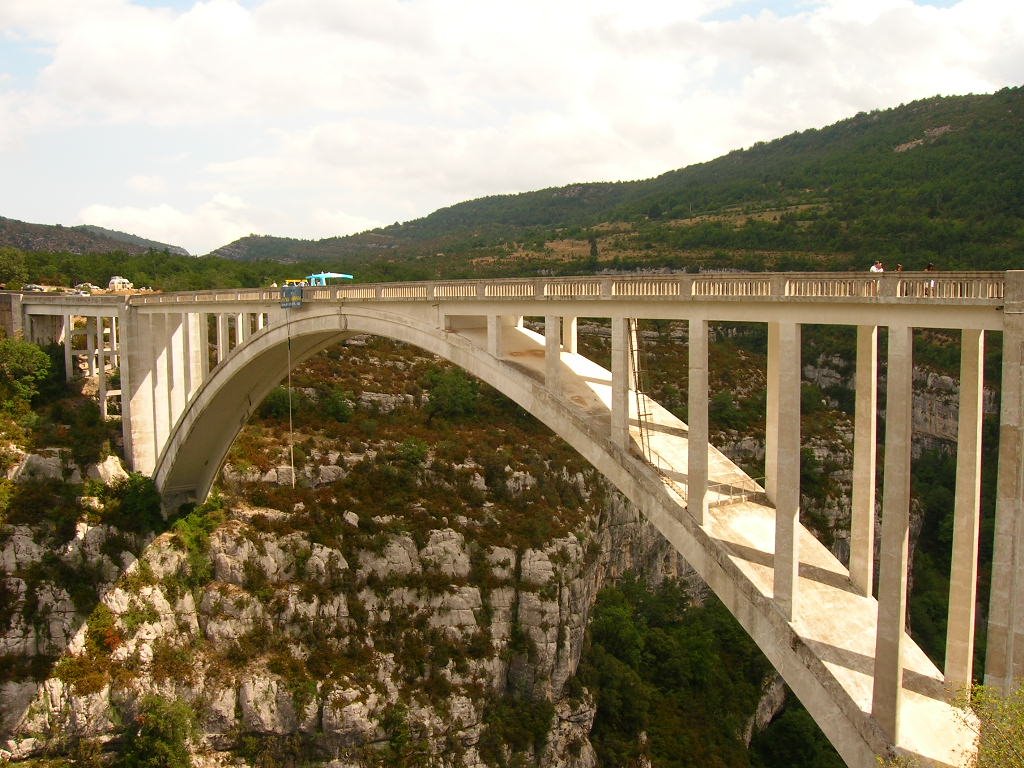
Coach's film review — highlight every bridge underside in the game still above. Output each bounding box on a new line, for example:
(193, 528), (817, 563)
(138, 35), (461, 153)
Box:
(150, 306), (973, 768)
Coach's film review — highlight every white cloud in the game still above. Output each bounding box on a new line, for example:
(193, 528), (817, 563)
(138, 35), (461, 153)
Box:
(0, 0), (1021, 254)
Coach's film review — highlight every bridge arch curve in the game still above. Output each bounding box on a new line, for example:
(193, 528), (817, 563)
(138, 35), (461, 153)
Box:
(153, 304), (886, 768)
(157, 306), (600, 512)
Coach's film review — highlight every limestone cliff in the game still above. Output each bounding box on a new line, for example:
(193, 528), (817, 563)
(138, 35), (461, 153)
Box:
(1, 395), (687, 767)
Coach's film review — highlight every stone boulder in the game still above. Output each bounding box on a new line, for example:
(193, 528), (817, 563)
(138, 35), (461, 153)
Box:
(85, 455), (129, 485)
(419, 529), (470, 579)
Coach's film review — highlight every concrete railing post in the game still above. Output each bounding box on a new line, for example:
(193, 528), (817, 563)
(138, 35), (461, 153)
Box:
(850, 325), (878, 597)
(872, 325), (914, 741)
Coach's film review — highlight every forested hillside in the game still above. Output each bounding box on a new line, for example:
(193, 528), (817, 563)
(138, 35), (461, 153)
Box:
(2, 87), (1021, 287)
(207, 87), (1024, 277)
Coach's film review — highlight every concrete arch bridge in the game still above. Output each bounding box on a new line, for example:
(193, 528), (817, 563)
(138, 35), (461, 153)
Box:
(8, 270), (1024, 768)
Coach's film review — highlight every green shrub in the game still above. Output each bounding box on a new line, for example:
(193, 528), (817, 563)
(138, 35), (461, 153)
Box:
(323, 387), (354, 422)
(101, 473), (163, 534)
(478, 695), (554, 766)
(169, 494), (225, 594)
(118, 694), (195, 768)
(0, 337), (52, 407)
(424, 367), (479, 421)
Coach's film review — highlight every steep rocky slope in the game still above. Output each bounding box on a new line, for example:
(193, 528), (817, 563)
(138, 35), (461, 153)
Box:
(1, 335), (699, 767)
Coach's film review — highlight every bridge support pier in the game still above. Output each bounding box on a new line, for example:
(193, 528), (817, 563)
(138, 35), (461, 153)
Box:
(545, 315), (561, 394)
(945, 329), (985, 692)
(216, 313), (229, 363)
(873, 325), (914, 741)
(987, 274), (1024, 695)
(851, 325), (879, 597)
(610, 317), (632, 449)
(688, 318), (709, 524)
(767, 321), (802, 620)
(125, 311), (157, 473)
(62, 313), (73, 382)
(562, 315), (577, 354)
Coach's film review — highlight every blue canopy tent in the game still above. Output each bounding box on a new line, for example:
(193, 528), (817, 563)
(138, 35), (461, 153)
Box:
(306, 271), (354, 286)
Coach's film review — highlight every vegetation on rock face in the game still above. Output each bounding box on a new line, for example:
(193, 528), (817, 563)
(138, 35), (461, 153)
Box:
(576, 575), (820, 768)
(118, 694), (196, 768)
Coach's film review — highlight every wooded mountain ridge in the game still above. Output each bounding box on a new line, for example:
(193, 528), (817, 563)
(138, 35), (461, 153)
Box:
(206, 86), (1024, 277)
(0, 218), (186, 258)
(3, 86), (1021, 282)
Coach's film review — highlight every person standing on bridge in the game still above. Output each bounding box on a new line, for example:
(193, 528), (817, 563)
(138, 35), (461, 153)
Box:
(870, 260), (884, 272)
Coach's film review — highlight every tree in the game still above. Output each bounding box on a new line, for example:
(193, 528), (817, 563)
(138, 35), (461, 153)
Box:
(0, 337), (51, 407)
(119, 694), (195, 768)
(0, 247), (27, 286)
(424, 367), (479, 421)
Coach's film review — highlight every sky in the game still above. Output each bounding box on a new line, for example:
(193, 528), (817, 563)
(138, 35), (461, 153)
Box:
(0, 1), (1020, 256)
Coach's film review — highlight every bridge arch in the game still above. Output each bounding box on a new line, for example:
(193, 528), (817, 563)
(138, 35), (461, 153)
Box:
(154, 305), (888, 768)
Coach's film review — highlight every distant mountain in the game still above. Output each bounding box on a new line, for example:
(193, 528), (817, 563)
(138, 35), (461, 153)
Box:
(209, 86), (1024, 275)
(73, 225), (189, 256)
(0, 216), (188, 256)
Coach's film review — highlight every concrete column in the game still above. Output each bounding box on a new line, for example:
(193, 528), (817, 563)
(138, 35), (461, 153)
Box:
(216, 313), (228, 363)
(151, 314), (171, 455)
(256, 312), (266, 331)
(850, 325), (879, 597)
(86, 317), (96, 376)
(611, 316), (631, 449)
(236, 312), (248, 345)
(62, 313), (73, 382)
(987, 271), (1024, 694)
(872, 325), (914, 741)
(126, 313), (157, 473)
(562, 316), (578, 355)
(688, 318), (709, 524)
(186, 312), (206, 400)
(168, 314), (186, 429)
(110, 314), (119, 369)
(765, 323), (780, 502)
(945, 328), (985, 692)
(545, 315), (561, 395)
(771, 322), (801, 620)
(97, 317), (107, 419)
(487, 315), (502, 358)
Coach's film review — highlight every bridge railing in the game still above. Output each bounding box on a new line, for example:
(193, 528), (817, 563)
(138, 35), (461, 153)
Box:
(121, 271), (1007, 307)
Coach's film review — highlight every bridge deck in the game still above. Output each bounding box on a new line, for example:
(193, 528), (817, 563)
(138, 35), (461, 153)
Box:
(460, 323), (973, 767)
